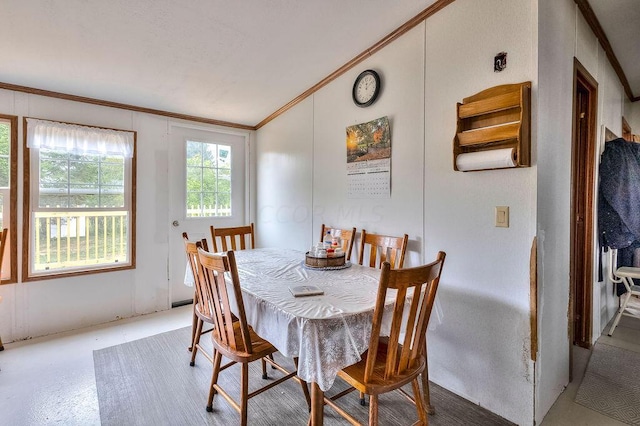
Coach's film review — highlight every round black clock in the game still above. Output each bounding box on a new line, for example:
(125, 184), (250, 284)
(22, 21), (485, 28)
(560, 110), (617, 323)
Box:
(352, 69), (381, 107)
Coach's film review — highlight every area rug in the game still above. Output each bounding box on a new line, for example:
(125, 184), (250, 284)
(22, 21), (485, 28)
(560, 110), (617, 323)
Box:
(94, 326), (513, 425)
(575, 342), (640, 425)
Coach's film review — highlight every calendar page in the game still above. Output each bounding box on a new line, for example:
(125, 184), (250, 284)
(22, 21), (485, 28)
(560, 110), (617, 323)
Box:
(346, 116), (391, 199)
(347, 159), (390, 198)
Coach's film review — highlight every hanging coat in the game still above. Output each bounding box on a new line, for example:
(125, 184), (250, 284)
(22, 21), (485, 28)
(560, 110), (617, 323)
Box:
(598, 138), (640, 294)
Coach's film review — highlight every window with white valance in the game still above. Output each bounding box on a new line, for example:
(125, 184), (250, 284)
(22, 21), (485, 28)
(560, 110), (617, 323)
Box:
(26, 118), (134, 158)
(25, 118), (136, 279)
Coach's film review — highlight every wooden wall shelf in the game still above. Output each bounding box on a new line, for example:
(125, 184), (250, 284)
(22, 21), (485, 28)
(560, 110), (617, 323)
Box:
(454, 81), (531, 171)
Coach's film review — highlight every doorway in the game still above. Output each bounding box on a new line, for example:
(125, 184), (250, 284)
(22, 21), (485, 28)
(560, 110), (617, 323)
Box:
(570, 58), (598, 354)
(168, 124), (249, 306)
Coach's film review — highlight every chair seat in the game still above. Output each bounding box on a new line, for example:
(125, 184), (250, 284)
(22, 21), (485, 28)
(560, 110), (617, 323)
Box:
(338, 342), (425, 395)
(213, 322), (276, 363)
(615, 266), (640, 279)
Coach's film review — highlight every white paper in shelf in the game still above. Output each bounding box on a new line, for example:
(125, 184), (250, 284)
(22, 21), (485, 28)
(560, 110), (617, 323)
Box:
(456, 148), (516, 171)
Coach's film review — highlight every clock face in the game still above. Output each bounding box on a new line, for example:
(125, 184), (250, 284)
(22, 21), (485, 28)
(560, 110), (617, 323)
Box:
(352, 70), (380, 107)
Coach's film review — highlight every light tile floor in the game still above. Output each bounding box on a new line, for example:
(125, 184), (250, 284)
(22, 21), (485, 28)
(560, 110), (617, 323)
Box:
(541, 315), (640, 426)
(0, 305), (638, 425)
(0, 305), (192, 426)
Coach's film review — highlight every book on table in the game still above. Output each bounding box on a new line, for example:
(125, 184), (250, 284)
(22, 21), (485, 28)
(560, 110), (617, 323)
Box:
(289, 285), (324, 297)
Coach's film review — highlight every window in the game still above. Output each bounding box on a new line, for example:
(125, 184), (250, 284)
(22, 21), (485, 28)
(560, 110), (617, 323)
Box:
(0, 114), (17, 283)
(24, 118), (136, 279)
(186, 141), (232, 217)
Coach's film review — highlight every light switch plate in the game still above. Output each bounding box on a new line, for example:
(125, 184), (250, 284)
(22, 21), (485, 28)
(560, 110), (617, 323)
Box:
(495, 206), (509, 228)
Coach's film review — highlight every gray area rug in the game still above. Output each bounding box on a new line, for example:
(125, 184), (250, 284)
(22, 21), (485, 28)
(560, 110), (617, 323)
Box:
(575, 342), (640, 425)
(94, 326), (513, 425)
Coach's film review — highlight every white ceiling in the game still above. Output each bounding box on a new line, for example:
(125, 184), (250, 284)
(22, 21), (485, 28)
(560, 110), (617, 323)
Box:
(588, 0), (640, 99)
(0, 1), (637, 129)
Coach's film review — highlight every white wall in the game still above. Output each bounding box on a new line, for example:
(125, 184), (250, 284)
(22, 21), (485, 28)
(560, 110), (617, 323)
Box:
(536, 0), (628, 422)
(0, 89), (255, 342)
(257, 0), (536, 424)
(624, 99), (640, 134)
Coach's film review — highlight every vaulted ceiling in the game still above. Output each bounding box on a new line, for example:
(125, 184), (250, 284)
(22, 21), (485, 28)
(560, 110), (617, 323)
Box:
(0, 0), (637, 130)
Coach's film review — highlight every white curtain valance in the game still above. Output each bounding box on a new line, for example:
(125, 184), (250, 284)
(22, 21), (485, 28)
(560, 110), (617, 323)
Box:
(26, 118), (134, 158)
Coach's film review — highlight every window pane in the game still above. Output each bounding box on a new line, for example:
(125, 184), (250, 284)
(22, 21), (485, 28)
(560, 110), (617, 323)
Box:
(218, 145), (231, 168)
(32, 211), (129, 273)
(218, 168), (231, 193)
(39, 150), (127, 209)
(100, 162), (124, 187)
(184, 141), (232, 218)
(218, 192), (231, 216)
(202, 167), (216, 190)
(203, 143), (217, 168)
(69, 160), (99, 187)
(0, 123), (9, 156)
(186, 166), (202, 192)
(0, 157), (8, 188)
(186, 141), (202, 167)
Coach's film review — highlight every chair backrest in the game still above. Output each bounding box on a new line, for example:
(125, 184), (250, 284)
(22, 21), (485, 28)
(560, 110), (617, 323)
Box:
(364, 251), (446, 383)
(197, 248), (253, 354)
(357, 229), (408, 269)
(210, 223), (255, 252)
(183, 232), (211, 315)
(319, 224), (356, 260)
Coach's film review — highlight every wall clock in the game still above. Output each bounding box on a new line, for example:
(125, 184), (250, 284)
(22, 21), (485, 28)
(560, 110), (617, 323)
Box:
(352, 69), (381, 107)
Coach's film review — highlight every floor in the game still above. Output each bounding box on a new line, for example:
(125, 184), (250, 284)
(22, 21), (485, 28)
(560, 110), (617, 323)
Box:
(0, 305), (638, 426)
(540, 314), (640, 426)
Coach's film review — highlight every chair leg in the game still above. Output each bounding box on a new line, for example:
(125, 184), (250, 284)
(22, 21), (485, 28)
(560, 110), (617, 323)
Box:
(368, 394), (379, 426)
(261, 357), (268, 379)
(608, 291), (631, 336)
(206, 350), (223, 412)
(189, 296), (198, 352)
(413, 378), (428, 425)
(240, 363), (249, 426)
(293, 357), (311, 410)
(360, 391), (366, 406)
(190, 319), (204, 366)
(422, 341), (434, 414)
(0, 333), (4, 351)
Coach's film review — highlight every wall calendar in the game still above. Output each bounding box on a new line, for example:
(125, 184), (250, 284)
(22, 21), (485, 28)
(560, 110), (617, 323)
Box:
(346, 116), (391, 199)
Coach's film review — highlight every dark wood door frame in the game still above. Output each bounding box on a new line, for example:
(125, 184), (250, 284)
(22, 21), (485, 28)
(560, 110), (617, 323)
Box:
(570, 58), (598, 365)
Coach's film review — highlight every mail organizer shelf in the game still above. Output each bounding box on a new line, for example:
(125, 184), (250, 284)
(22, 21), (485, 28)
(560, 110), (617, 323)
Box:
(454, 81), (531, 171)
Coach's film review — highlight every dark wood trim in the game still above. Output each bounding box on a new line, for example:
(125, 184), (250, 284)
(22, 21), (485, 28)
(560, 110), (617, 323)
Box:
(0, 114), (18, 284)
(21, 118), (30, 282)
(530, 237), (537, 362)
(256, 0), (456, 129)
(574, 0), (637, 102)
(569, 58), (597, 353)
(22, 117), (138, 282)
(0, 82), (256, 131)
(622, 116), (632, 140)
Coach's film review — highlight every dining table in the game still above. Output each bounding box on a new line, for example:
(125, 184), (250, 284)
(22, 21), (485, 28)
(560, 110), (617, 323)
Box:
(227, 247), (400, 425)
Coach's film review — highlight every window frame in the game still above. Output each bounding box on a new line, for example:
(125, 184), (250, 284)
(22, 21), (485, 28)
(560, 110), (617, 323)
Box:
(22, 117), (137, 281)
(0, 114), (18, 284)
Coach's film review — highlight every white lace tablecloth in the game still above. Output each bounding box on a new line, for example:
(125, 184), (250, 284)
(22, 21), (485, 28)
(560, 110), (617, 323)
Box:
(230, 248), (394, 392)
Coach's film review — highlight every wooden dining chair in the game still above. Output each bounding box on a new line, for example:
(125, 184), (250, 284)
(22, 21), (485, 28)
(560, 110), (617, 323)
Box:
(357, 229), (408, 269)
(0, 228), (7, 351)
(324, 252), (446, 425)
(210, 223), (255, 252)
(197, 248), (310, 424)
(183, 232), (215, 366)
(319, 224), (356, 260)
